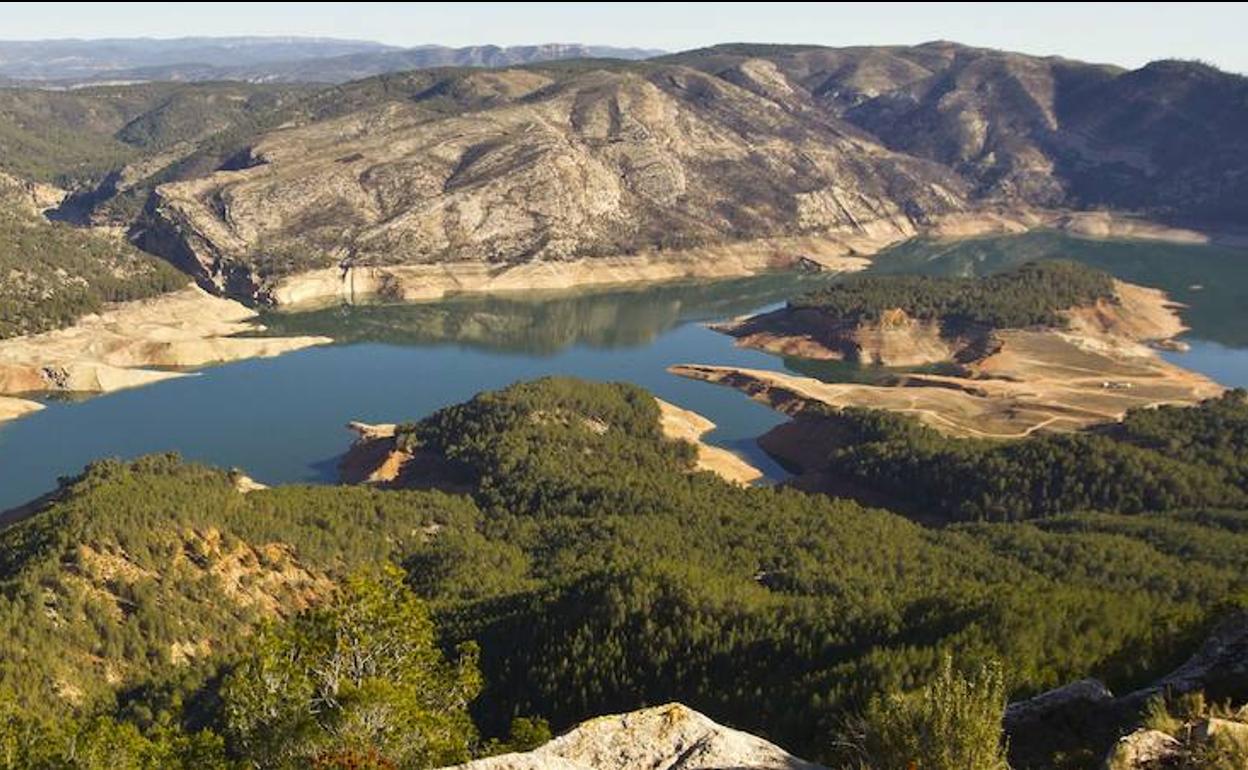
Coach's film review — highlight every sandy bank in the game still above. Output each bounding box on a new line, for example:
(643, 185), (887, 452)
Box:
(0, 396), (43, 423)
(673, 349), (1220, 440)
(655, 399), (763, 485)
(0, 287), (330, 426)
(264, 207), (1239, 309)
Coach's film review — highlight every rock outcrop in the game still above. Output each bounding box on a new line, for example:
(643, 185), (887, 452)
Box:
(1004, 612), (1248, 768)
(715, 306), (958, 367)
(449, 703), (823, 770)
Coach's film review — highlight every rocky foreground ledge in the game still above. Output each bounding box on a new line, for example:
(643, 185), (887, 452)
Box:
(449, 703), (822, 770)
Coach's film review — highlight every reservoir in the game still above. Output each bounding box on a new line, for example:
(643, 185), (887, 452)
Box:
(1, 234), (1245, 512)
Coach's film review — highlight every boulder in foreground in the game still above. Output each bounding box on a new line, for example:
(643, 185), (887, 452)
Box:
(451, 703), (823, 770)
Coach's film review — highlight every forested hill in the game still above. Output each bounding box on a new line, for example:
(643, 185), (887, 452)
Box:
(0, 175), (186, 338)
(796, 389), (1248, 522)
(1, 377), (1244, 768)
(789, 259), (1117, 330)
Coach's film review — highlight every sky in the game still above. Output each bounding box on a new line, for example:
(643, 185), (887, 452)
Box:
(3, 2), (1247, 73)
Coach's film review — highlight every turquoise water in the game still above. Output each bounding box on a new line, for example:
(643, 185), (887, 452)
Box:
(0, 234), (1245, 512)
(0, 275), (836, 511)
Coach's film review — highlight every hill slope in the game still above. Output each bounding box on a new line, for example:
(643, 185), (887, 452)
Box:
(140, 61), (968, 300)
(0, 173), (187, 338)
(0, 378), (1245, 768)
(103, 42), (1248, 305)
(668, 43), (1248, 222)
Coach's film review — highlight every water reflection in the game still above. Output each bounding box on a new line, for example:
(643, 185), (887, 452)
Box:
(257, 274), (842, 354)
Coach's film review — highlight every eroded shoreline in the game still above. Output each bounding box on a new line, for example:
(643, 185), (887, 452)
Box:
(0, 208), (1236, 430)
(263, 208), (1238, 308)
(0, 287), (331, 425)
(672, 279), (1224, 443)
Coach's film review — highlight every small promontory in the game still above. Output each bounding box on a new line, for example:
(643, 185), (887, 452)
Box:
(715, 260), (1128, 367)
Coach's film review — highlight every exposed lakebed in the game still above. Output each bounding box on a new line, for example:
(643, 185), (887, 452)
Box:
(0, 233), (1245, 512)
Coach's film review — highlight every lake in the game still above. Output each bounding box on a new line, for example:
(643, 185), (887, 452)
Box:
(0, 233), (1245, 512)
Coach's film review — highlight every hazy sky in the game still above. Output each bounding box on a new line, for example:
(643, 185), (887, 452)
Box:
(4, 2), (1247, 73)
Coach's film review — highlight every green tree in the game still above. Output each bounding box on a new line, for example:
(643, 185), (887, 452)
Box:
(221, 567), (481, 769)
(843, 655), (1010, 770)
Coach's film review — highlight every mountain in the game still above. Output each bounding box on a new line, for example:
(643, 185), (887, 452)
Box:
(2, 41), (1246, 316)
(71, 43), (665, 84)
(78, 42), (1240, 305)
(665, 42), (1248, 223)
(0, 36), (395, 80)
(138, 61), (967, 301)
(0, 39), (662, 84)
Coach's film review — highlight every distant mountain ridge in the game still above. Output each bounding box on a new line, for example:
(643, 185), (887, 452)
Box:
(0, 37), (664, 84)
(0, 36), (396, 80)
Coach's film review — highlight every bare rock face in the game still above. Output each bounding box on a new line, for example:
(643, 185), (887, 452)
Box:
(448, 703), (824, 770)
(0, 171), (66, 213)
(144, 64), (968, 300)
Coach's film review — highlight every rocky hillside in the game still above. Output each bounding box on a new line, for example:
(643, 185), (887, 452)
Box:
(0, 80), (311, 186)
(4, 42), (1246, 309)
(453, 703), (822, 770)
(668, 43), (1248, 222)
(0, 453), (475, 715)
(94, 42), (1243, 304)
(140, 61), (966, 300)
(0, 173), (188, 338)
